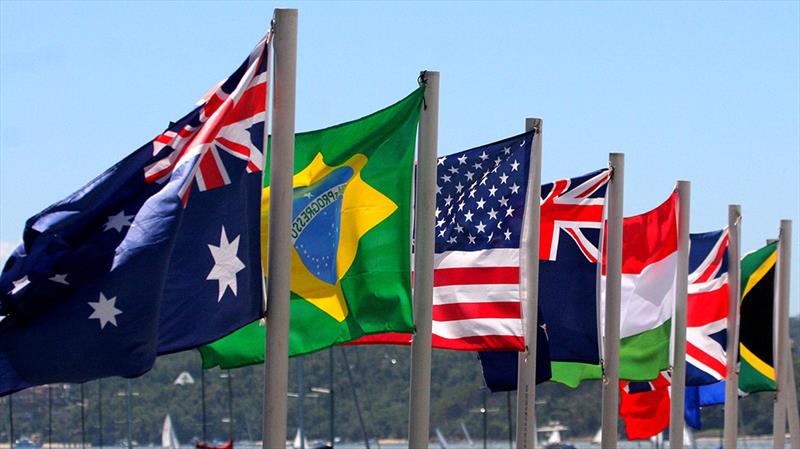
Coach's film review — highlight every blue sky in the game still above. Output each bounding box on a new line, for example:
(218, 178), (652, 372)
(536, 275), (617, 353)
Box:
(1, 1), (798, 314)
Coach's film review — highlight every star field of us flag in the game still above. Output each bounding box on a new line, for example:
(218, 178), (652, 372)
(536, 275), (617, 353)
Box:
(0, 34), (270, 396)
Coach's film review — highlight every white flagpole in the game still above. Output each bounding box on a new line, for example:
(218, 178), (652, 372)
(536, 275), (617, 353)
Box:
(601, 153), (624, 449)
(784, 340), (800, 449)
(669, 181), (690, 449)
(515, 118), (543, 449)
(408, 70), (439, 449)
(263, 8), (297, 449)
(723, 204), (741, 449)
(773, 219), (791, 449)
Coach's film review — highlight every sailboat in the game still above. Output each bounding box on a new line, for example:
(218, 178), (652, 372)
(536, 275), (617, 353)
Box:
(591, 428), (602, 445)
(434, 428), (450, 449)
(292, 429), (308, 449)
(162, 415), (180, 449)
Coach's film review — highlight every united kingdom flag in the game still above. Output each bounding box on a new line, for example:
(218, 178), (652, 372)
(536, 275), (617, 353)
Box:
(686, 229), (730, 385)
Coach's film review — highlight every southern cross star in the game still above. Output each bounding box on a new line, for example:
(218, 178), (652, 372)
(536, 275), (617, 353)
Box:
(207, 226), (245, 302)
(88, 293), (122, 329)
(103, 211), (134, 232)
(10, 276), (30, 295)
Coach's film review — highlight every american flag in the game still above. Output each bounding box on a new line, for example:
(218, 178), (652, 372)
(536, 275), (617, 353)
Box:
(686, 229), (730, 385)
(430, 131), (534, 351)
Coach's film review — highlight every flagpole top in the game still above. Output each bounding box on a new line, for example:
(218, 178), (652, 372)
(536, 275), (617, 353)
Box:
(525, 118), (542, 133)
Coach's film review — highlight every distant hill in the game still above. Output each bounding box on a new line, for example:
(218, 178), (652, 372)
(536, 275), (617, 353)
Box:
(2, 317), (798, 444)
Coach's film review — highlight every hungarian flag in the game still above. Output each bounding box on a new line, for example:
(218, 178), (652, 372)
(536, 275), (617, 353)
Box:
(602, 190), (678, 381)
(738, 241), (778, 392)
(198, 88), (424, 368)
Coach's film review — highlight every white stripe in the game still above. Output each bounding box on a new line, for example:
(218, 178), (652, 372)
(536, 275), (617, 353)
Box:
(432, 318), (523, 339)
(434, 248), (519, 269)
(686, 354), (725, 381)
(688, 273), (727, 294)
(433, 283), (519, 305)
(601, 251), (677, 339)
(687, 228), (728, 284)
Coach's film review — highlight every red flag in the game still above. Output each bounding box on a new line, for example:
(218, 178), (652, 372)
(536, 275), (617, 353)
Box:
(619, 372), (671, 440)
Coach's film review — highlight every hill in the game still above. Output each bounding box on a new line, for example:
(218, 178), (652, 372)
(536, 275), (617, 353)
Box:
(2, 317), (798, 444)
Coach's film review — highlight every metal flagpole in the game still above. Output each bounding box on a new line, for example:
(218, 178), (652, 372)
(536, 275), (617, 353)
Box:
(669, 181), (690, 449)
(126, 379), (133, 449)
(80, 383), (86, 449)
(515, 118), (543, 449)
(98, 380), (103, 449)
(201, 369), (207, 442)
(773, 220), (791, 449)
(723, 205), (741, 449)
(601, 153), (624, 449)
(329, 348), (335, 448)
(48, 386), (52, 449)
(784, 341), (800, 449)
(408, 69), (439, 449)
(8, 393), (13, 449)
(263, 8), (297, 449)
(298, 360), (305, 449)
(227, 371), (234, 441)
(506, 391), (513, 449)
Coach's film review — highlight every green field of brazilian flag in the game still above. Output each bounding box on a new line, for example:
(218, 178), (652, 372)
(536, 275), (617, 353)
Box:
(199, 88), (425, 368)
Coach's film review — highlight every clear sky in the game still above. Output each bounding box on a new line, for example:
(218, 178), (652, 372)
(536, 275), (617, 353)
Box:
(1, 1), (798, 314)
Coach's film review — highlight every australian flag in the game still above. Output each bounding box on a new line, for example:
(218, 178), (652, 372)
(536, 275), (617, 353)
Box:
(0, 34), (271, 395)
(479, 169), (610, 391)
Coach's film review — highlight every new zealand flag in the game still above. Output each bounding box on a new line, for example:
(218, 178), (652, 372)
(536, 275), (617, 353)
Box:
(0, 34), (271, 395)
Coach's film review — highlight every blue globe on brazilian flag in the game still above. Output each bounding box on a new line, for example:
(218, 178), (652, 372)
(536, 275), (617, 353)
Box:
(199, 87), (424, 367)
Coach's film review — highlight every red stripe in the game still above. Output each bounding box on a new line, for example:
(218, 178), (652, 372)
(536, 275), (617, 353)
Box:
(433, 267), (519, 287)
(695, 234), (729, 283)
(432, 334), (524, 351)
(347, 333), (525, 352)
(197, 151), (226, 190)
(347, 333), (412, 346)
(603, 191), (678, 275)
(215, 137), (252, 159)
(575, 171), (610, 199)
(564, 227), (597, 263)
(687, 285), (729, 326)
(686, 341), (727, 379)
(432, 301), (520, 321)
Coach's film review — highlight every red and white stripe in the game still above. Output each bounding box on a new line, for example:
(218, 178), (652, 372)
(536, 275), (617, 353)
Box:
(430, 248), (524, 350)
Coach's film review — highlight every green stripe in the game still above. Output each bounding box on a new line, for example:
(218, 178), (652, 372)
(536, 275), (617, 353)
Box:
(549, 361), (602, 388)
(619, 319), (671, 381)
(739, 356), (776, 393)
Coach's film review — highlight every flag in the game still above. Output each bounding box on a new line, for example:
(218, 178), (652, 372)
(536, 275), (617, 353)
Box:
(627, 229), (730, 430)
(354, 131), (540, 351)
(684, 381), (726, 429)
(478, 316), (552, 391)
(738, 241), (778, 393)
(198, 88), (424, 368)
(619, 371), (671, 440)
(686, 229), (730, 386)
(0, 35), (271, 395)
(603, 191), (678, 381)
(474, 168), (610, 389)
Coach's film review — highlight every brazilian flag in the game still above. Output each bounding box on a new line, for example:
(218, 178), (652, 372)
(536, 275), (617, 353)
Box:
(199, 88), (424, 368)
(738, 241), (778, 393)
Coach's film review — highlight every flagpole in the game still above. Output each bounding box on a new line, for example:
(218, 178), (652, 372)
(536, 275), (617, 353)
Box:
(773, 219), (791, 449)
(601, 153), (624, 449)
(263, 8), (297, 449)
(669, 180), (690, 449)
(515, 117), (543, 449)
(201, 369), (207, 442)
(784, 341), (800, 449)
(408, 69), (439, 449)
(723, 204), (741, 449)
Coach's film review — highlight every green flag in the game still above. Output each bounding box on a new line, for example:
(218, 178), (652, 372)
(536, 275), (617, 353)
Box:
(199, 88), (424, 368)
(738, 241), (778, 393)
